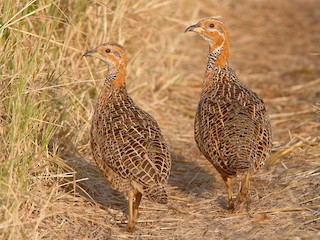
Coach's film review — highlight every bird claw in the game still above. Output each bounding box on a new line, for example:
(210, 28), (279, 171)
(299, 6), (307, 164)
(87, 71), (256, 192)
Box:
(234, 191), (250, 212)
(227, 199), (234, 210)
(126, 221), (136, 232)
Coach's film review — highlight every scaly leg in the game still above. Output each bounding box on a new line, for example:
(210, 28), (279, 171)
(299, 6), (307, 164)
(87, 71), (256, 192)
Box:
(127, 190), (135, 231)
(235, 172), (251, 211)
(222, 175), (234, 210)
(133, 192), (142, 222)
(243, 172), (251, 211)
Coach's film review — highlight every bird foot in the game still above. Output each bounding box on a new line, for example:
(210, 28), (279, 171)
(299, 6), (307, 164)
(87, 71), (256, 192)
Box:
(234, 191), (250, 212)
(227, 200), (234, 211)
(126, 222), (136, 232)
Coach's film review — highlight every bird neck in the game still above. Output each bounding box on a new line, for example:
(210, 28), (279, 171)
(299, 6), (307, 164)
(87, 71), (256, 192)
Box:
(207, 39), (229, 70)
(104, 60), (127, 89)
(99, 66), (127, 105)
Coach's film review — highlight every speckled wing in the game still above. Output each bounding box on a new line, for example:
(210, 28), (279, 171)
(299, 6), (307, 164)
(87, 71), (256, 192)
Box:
(195, 81), (272, 176)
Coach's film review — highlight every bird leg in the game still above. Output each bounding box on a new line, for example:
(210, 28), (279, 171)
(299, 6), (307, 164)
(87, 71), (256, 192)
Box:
(243, 172), (251, 211)
(235, 172), (251, 211)
(127, 190), (135, 231)
(222, 175), (234, 210)
(133, 192), (142, 222)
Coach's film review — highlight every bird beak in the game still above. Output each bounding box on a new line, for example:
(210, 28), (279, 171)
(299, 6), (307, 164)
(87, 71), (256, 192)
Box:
(83, 49), (101, 58)
(185, 23), (204, 33)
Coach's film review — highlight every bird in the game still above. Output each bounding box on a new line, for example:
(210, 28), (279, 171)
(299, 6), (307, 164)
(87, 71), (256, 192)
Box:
(83, 42), (171, 230)
(185, 18), (272, 211)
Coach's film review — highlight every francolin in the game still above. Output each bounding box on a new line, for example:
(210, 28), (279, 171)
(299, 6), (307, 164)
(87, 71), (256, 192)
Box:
(84, 42), (171, 230)
(185, 18), (272, 211)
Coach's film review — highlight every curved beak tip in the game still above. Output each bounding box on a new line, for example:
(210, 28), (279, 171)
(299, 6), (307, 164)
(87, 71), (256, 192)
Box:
(184, 25), (195, 33)
(83, 49), (96, 57)
(184, 24), (203, 33)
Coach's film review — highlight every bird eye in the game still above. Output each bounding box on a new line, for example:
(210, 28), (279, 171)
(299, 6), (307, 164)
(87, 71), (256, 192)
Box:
(105, 49), (111, 53)
(209, 23), (215, 28)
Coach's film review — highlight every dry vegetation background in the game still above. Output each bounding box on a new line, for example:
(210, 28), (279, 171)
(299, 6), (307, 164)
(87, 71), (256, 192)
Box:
(1, 0), (319, 239)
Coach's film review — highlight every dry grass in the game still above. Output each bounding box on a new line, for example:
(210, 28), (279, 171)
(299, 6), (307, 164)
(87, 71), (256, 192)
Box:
(1, 0), (319, 239)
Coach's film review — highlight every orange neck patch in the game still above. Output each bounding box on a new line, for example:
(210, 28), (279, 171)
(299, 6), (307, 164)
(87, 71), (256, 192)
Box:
(104, 54), (127, 89)
(206, 29), (230, 68)
(112, 69), (126, 88)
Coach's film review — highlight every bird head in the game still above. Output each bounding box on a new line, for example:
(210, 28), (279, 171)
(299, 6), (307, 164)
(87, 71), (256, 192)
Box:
(185, 18), (229, 49)
(83, 42), (126, 70)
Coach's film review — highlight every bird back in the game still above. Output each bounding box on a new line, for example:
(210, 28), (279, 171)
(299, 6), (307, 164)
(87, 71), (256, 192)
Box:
(195, 67), (272, 175)
(91, 86), (171, 202)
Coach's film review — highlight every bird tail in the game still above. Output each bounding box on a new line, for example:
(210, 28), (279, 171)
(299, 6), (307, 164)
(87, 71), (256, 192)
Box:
(230, 158), (252, 173)
(145, 184), (168, 204)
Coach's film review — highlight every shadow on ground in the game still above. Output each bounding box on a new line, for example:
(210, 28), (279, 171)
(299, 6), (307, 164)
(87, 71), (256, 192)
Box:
(60, 152), (128, 219)
(168, 151), (217, 195)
